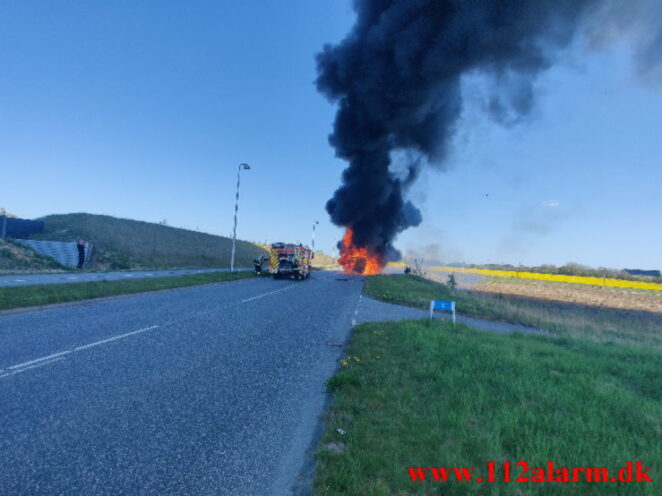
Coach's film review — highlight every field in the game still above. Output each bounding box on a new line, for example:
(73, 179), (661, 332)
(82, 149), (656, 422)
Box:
(424, 265), (662, 291)
(473, 276), (662, 313)
(423, 267), (662, 313)
(32, 213), (268, 270)
(315, 320), (662, 495)
(368, 274), (662, 348)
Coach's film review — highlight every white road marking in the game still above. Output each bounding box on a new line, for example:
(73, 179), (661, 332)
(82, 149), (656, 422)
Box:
(6, 350), (72, 370)
(67, 276), (78, 280)
(14, 279), (26, 282)
(74, 325), (159, 351)
(241, 284), (297, 303)
(1, 357), (67, 377)
(0, 325), (159, 380)
(350, 292), (363, 327)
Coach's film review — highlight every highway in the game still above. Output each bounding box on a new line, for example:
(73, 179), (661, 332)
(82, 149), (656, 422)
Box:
(0, 270), (365, 495)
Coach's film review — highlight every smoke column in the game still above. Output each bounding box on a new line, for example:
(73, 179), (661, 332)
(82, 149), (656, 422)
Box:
(316, 0), (660, 269)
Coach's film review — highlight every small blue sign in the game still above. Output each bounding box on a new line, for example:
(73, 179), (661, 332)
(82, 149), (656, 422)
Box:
(429, 300), (456, 324)
(432, 300), (454, 312)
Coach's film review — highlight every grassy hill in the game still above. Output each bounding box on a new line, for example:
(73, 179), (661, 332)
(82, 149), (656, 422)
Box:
(32, 213), (268, 270)
(0, 238), (65, 272)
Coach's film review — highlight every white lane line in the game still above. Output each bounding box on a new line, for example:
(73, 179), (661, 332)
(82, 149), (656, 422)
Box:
(241, 284), (297, 303)
(1, 357), (67, 378)
(6, 349), (72, 370)
(0, 325), (159, 380)
(14, 279), (27, 282)
(351, 319), (356, 326)
(67, 276), (78, 280)
(74, 325), (159, 351)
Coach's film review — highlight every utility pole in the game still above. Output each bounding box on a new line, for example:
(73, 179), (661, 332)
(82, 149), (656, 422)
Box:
(312, 220), (319, 252)
(1, 207), (6, 239)
(230, 163), (251, 272)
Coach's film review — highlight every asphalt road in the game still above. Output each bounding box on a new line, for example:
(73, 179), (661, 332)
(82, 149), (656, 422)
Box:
(0, 268), (252, 287)
(0, 270), (364, 495)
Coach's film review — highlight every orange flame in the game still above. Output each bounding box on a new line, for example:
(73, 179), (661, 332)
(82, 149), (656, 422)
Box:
(338, 227), (384, 275)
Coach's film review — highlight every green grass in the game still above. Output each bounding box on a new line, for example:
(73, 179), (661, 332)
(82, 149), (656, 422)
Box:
(32, 213), (268, 270)
(365, 275), (662, 348)
(315, 320), (662, 495)
(0, 271), (255, 310)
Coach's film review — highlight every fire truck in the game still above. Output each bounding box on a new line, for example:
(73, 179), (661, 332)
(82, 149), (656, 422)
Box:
(269, 242), (313, 280)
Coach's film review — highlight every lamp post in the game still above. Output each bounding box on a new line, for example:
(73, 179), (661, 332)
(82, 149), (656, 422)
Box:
(230, 163), (251, 272)
(312, 220), (319, 252)
(1, 208), (6, 239)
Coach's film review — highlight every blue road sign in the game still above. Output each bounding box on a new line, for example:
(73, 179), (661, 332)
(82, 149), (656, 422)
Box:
(429, 300), (456, 324)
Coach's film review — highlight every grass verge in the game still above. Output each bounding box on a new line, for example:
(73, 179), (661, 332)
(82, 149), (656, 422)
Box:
(365, 275), (662, 348)
(0, 271), (256, 311)
(315, 320), (662, 495)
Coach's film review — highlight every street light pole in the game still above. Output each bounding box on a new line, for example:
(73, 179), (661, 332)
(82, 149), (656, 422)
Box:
(230, 163), (251, 272)
(1, 208), (6, 239)
(312, 220), (319, 252)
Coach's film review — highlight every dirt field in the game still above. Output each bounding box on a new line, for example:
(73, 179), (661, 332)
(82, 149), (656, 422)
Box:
(427, 269), (662, 314)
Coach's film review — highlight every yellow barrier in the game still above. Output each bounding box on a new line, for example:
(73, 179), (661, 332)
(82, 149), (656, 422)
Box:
(391, 263), (662, 291)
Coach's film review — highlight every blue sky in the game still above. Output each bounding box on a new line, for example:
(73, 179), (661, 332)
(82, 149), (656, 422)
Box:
(1, 1), (660, 269)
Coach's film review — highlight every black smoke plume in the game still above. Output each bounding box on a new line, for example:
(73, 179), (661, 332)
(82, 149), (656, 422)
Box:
(316, 0), (660, 265)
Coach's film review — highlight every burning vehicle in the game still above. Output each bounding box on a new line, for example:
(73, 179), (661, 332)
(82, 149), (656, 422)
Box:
(337, 228), (383, 276)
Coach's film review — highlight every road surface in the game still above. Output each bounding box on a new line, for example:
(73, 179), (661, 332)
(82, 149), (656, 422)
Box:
(0, 270), (364, 495)
(0, 268), (251, 288)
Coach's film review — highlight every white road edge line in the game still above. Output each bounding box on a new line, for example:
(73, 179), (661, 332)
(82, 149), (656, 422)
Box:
(0, 357), (67, 378)
(74, 325), (159, 351)
(0, 325), (160, 379)
(7, 349), (72, 370)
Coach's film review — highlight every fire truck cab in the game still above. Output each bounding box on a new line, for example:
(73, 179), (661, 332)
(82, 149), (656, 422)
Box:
(269, 242), (313, 280)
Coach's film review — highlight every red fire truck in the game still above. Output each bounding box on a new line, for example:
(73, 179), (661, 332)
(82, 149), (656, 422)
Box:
(269, 242), (313, 280)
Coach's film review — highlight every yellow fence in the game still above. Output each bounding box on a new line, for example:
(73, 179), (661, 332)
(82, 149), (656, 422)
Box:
(392, 263), (662, 291)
